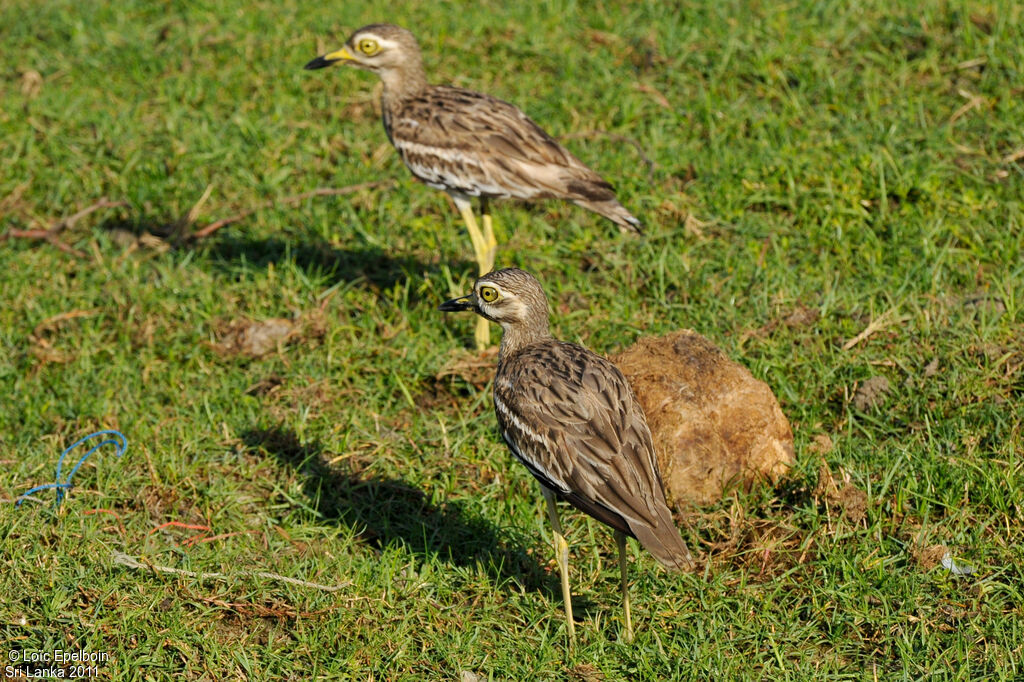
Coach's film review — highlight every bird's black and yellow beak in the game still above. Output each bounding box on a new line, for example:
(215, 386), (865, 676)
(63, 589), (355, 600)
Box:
(304, 47), (355, 70)
(438, 294), (476, 313)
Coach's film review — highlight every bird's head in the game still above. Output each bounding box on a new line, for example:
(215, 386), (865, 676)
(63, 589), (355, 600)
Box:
(304, 23), (421, 75)
(439, 268), (551, 337)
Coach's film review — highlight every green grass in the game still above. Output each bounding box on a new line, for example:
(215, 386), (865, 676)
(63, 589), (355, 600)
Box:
(1, 0), (1022, 679)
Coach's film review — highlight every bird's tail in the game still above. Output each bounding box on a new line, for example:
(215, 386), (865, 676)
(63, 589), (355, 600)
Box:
(628, 506), (694, 572)
(574, 198), (644, 235)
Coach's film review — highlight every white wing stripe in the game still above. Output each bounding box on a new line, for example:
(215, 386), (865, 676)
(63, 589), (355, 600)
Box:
(494, 394), (570, 494)
(493, 394), (546, 447)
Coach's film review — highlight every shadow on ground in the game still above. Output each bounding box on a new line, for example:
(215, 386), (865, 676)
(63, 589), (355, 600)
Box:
(244, 425), (564, 600)
(98, 213), (472, 298)
(203, 233), (443, 296)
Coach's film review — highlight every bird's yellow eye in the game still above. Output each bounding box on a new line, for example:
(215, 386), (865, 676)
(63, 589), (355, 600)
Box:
(357, 38), (380, 56)
(479, 286), (499, 303)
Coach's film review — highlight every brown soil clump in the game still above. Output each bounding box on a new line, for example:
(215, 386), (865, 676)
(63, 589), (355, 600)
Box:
(612, 330), (794, 507)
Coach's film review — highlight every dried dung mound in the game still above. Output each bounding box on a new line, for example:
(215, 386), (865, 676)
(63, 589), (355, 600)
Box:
(611, 330), (794, 507)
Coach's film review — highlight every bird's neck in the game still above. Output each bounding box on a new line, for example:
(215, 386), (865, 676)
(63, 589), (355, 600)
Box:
(498, 321), (553, 362)
(379, 64), (428, 109)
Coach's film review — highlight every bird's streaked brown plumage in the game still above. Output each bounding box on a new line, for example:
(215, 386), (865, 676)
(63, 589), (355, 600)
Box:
(494, 342), (692, 572)
(439, 268), (692, 642)
(383, 85), (642, 230)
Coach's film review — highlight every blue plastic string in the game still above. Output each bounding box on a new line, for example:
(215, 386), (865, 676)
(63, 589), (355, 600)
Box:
(16, 430), (127, 507)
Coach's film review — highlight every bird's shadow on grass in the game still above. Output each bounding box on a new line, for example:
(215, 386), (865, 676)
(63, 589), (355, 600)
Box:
(243, 425), (561, 599)
(201, 233), (438, 296)
(97, 214), (473, 300)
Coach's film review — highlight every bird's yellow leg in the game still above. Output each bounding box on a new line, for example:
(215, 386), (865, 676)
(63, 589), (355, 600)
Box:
(615, 531), (634, 643)
(543, 488), (576, 646)
(454, 199), (491, 350)
(456, 202), (489, 276)
(480, 198), (497, 274)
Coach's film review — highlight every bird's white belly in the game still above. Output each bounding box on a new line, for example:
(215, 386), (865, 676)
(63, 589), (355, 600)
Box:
(394, 139), (528, 199)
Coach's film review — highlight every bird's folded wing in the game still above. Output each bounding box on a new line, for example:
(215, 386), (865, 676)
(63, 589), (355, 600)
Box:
(497, 345), (666, 533)
(389, 86), (612, 197)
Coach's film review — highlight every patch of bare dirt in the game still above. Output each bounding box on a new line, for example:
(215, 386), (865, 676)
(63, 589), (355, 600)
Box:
(852, 375), (891, 411)
(807, 433), (834, 455)
(814, 462), (868, 525)
(210, 309), (328, 359)
(912, 543), (950, 571)
(214, 318), (298, 357)
(569, 664), (606, 682)
(784, 305), (820, 329)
